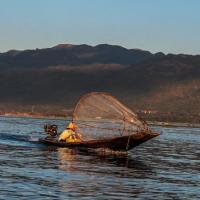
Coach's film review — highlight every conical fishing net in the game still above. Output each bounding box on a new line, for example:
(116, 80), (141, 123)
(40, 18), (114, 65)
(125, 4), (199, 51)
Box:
(73, 92), (148, 141)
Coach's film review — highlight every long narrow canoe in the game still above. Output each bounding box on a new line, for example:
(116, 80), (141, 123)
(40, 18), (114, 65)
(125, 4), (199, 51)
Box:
(39, 131), (159, 151)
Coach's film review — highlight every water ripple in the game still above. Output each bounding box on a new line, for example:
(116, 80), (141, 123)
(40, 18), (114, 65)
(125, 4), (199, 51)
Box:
(0, 116), (199, 200)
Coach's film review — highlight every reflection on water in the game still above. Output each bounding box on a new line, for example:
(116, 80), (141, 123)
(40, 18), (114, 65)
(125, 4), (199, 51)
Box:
(56, 147), (153, 173)
(0, 116), (199, 200)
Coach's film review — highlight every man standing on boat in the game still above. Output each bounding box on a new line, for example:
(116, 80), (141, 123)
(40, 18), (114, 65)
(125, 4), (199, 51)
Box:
(58, 122), (82, 142)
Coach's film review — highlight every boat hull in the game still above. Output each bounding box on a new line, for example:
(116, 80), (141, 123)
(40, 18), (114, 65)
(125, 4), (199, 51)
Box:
(39, 131), (159, 151)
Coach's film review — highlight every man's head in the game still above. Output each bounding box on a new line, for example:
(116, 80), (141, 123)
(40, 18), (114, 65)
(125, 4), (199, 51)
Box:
(67, 122), (76, 131)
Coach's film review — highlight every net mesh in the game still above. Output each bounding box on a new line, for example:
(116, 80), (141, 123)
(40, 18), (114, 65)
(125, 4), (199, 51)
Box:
(73, 92), (148, 140)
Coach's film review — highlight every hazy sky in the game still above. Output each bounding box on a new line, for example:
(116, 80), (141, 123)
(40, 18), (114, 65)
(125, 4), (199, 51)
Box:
(0, 0), (199, 54)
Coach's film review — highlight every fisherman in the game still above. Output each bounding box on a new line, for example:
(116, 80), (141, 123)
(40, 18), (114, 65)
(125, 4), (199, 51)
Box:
(58, 122), (82, 142)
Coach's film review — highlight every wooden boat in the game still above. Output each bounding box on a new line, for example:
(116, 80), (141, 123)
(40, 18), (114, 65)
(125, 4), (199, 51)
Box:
(39, 131), (159, 151)
(40, 92), (160, 151)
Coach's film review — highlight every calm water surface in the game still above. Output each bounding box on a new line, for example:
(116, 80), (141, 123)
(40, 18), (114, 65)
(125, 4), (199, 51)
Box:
(0, 116), (199, 200)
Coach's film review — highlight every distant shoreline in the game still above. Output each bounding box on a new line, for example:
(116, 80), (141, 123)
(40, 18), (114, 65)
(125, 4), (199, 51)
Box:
(0, 113), (68, 120)
(0, 113), (200, 128)
(147, 121), (200, 128)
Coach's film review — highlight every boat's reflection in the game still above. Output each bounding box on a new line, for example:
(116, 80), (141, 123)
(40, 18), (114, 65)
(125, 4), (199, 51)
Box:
(43, 147), (154, 175)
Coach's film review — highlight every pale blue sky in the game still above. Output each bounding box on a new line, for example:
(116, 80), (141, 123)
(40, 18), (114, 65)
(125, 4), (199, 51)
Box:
(0, 0), (199, 54)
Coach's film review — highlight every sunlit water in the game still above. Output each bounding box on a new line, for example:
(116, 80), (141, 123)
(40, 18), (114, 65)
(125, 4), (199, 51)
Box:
(0, 116), (199, 200)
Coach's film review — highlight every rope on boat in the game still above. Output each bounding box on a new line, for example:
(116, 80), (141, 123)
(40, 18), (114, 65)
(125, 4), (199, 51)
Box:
(120, 115), (126, 136)
(126, 135), (131, 151)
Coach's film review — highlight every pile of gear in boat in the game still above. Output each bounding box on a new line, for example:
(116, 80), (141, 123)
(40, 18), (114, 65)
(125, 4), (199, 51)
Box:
(44, 122), (82, 143)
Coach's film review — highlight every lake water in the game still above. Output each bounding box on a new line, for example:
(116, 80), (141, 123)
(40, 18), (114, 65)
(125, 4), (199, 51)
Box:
(0, 116), (199, 200)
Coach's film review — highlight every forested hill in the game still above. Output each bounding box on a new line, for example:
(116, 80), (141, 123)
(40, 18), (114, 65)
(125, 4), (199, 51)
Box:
(0, 44), (155, 69)
(1, 44), (200, 122)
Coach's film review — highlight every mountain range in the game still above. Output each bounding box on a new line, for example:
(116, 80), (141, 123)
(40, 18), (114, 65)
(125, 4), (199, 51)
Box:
(1, 44), (200, 122)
